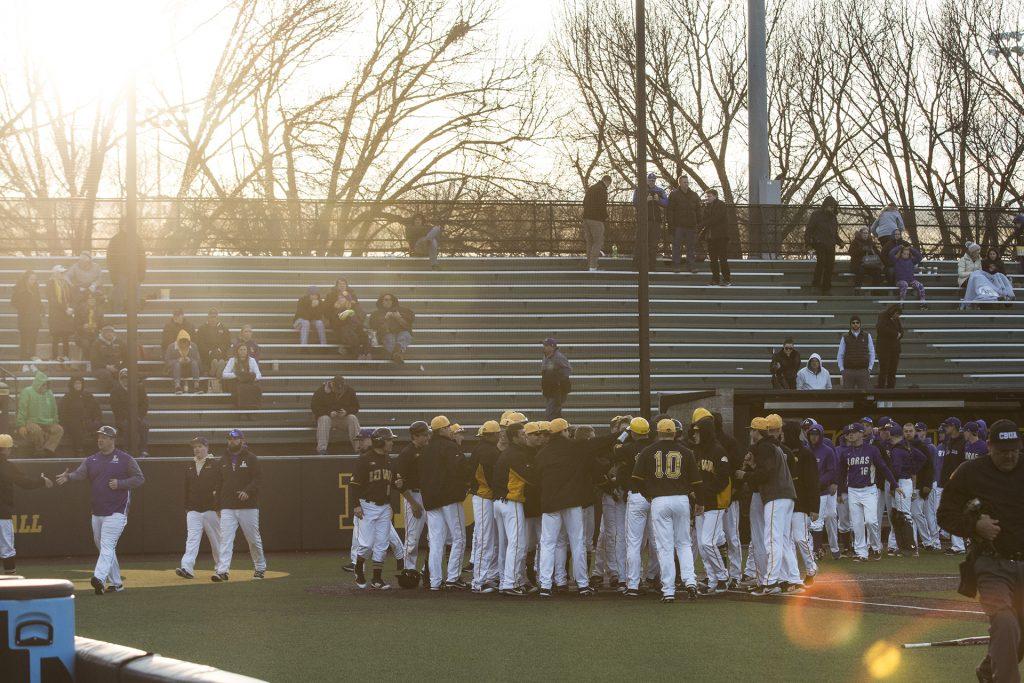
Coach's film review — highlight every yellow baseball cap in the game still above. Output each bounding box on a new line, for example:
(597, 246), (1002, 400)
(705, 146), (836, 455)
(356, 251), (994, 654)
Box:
(523, 421), (544, 435)
(692, 407), (712, 424)
(499, 411), (514, 426)
(430, 415), (451, 431)
(750, 417), (771, 431)
(629, 417), (650, 435)
(657, 418), (676, 434)
(509, 412), (527, 425)
(548, 418), (569, 434)
(0, 434), (12, 448)
(765, 413), (783, 430)
(451, 423), (464, 434)
(478, 420), (500, 436)
(537, 421), (551, 433)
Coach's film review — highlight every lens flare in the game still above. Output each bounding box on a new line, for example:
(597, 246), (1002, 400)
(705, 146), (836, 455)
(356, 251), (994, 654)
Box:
(864, 640), (902, 679)
(782, 570), (863, 650)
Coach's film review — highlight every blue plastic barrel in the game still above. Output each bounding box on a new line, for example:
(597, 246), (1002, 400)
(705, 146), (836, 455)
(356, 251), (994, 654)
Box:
(0, 579), (75, 682)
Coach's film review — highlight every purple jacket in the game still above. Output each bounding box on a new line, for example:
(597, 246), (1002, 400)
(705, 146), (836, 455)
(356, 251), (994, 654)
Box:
(888, 245), (923, 282)
(67, 448), (145, 516)
(838, 444), (897, 490)
(887, 440), (927, 479)
(808, 433), (839, 493)
(965, 438), (989, 463)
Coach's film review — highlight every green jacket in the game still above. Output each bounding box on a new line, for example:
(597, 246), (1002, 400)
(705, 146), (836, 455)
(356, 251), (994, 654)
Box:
(17, 371), (59, 427)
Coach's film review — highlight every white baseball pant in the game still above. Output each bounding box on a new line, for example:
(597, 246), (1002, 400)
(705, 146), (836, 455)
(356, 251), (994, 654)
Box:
(651, 495), (696, 597)
(354, 500), (393, 563)
(92, 513), (127, 585)
(350, 516), (404, 563)
(928, 485), (946, 548)
(625, 492), (651, 590)
(493, 499), (525, 591)
(0, 519), (14, 560)
(695, 509), (728, 587)
(763, 498), (794, 587)
(782, 511), (817, 584)
(402, 491), (426, 569)
(847, 486), (879, 559)
(181, 510), (221, 574)
(878, 482), (898, 551)
(217, 508), (267, 574)
(582, 504), (595, 554)
(594, 495), (624, 583)
(837, 495), (851, 534)
(912, 491), (937, 549)
(471, 496), (498, 590)
(744, 492), (766, 583)
(554, 527), (570, 586)
(723, 500), (743, 580)
(539, 507), (588, 590)
(810, 493), (839, 554)
(426, 502), (465, 588)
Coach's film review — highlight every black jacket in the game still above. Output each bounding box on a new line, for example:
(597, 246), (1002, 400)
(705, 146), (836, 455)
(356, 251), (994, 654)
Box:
(939, 434), (967, 488)
(0, 458), (46, 517)
(784, 425), (821, 514)
(938, 455), (1024, 557)
(196, 322), (232, 360)
(699, 199), (729, 242)
(691, 416), (732, 509)
(582, 181), (609, 221)
(184, 458), (221, 512)
(667, 187), (701, 230)
(805, 204), (843, 248)
(393, 442), (422, 492)
(11, 280), (42, 330)
(535, 434), (614, 513)
(876, 313), (903, 354)
(91, 335), (126, 371)
(59, 383), (102, 430)
(418, 434), (464, 510)
(368, 296), (414, 336)
(770, 348), (801, 387)
(218, 447), (261, 509)
(466, 440), (501, 498)
(310, 383), (360, 419)
(110, 379), (149, 420)
(294, 295), (329, 323)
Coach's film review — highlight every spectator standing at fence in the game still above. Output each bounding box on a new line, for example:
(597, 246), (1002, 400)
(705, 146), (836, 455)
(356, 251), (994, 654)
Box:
(668, 177), (702, 274)
(849, 228), (883, 289)
(805, 196), (843, 294)
(888, 244), (927, 307)
(74, 288), (105, 360)
(222, 344), (262, 408)
(47, 265), (75, 362)
(312, 375), (361, 454)
(110, 368), (148, 458)
(700, 189), (731, 286)
(582, 175), (611, 272)
(196, 309), (232, 392)
(16, 370), (63, 457)
(90, 325), (124, 391)
(59, 376), (102, 456)
(875, 305), (903, 389)
(632, 173), (667, 270)
(161, 309), (195, 351)
(541, 338), (571, 420)
(66, 251), (103, 302)
(406, 214), (443, 269)
(293, 286), (328, 346)
(770, 338), (801, 389)
(958, 242), (982, 297)
(870, 203), (904, 257)
(234, 325), (261, 361)
(837, 315), (875, 390)
(11, 271), (42, 363)
(165, 329), (202, 395)
(795, 353), (832, 390)
(369, 293), (414, 364)
(106, 222), (147, 312)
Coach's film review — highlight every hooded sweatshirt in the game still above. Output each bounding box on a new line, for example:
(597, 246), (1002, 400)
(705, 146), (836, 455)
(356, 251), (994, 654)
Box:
(17, 371), (59, 427)
(795, 353), (832, 390)
(535, 433), (615, 513)
(783, 422), (822, 514)
(888, 245), (923, 283)
(165, 329), (200, 366)
(806, 427), (839, 493)
(368, 294), (414, 336)
(59, 379), (102, 429)
(691, 413), (732, 509)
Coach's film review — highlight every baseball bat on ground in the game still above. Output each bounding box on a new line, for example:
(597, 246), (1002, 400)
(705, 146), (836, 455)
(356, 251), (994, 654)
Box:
(902, 636), (989, 649)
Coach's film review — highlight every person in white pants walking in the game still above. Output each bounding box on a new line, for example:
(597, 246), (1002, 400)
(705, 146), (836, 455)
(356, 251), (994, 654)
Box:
(57, 425), (144, 594)
(176, 436), (221, 579)
(837, 423), (899, 561)
(350, 428), (399, 590)
(0, 433), (54, 574)
(212, 430), (267, 582)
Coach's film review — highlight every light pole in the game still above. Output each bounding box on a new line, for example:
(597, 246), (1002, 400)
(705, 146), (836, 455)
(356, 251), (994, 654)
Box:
(748, 0), (777, 257)
(125, 75), (139, 456)
(635, 0), (651, 420)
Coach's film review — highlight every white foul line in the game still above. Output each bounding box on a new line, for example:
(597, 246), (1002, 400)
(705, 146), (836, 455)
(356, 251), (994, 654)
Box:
(782, 594), (985, 616)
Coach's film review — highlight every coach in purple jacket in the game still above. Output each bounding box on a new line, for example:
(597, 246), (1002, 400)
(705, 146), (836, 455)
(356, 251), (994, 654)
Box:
(806, 424), (840, 558)
(57, 425), (144, 595)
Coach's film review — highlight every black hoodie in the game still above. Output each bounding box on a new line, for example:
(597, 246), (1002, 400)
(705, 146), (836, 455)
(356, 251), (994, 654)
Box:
(805, 197), (843, 248)
(535, 434), (616, 513)
(368, 294), (414, 337)
(783, 422), (821, 514)
(691, 416), (732, 510)
(59, 379), (102, 429)
(0, 456), (46, 517)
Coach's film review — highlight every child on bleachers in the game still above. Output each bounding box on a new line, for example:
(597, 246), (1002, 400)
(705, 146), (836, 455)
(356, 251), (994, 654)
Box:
(888, 244), (926, 308)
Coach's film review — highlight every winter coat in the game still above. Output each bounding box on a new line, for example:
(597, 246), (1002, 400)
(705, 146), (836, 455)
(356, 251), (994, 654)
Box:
(294, 295), (329, 323)
(311, 383), (360, 419)
(583, 181), (609, 221)
(770, 347), (801, 387)
(164, 330), (200, 368)
(11, 279), (42, 331)
(667, 187), (701, 230)
(59, 381), (102, 430)
(700, 199), (730, 243)
(110, 379), (149, 420)
(46, 278), (76, 336)
(541, 350), (572, 398)
(106, 230), (147, 280)
(368, 295), (414, 336)
(632, 184), (668, 225)
(195, 322), (232, 360)
(957, 254), (981, 286)
(888, 245), (922, 282)
(161, 318), (196, 351)
(91, 334), (126, 370)
(870, 210), (904, 239)
(876, 313), (903, 355)
(16, 371), (59, 427)
(849, 234), (880, 267)
(796, 353), (832, 390)
(805, 200), (843, 248)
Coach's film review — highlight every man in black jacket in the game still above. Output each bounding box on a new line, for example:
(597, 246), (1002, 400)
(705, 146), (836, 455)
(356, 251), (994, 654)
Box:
(0, 433), (53, 573)
(90, 325), (125, 391)
(691, 408), (732, 593)
(195, 309), (232, 389)
(582, 175), (611, 271)
(176, 436), (221, 579)
(419, 416), (468, 591)
(805, 196), (844, 294)
(938, 417), (968, 555)
(311, 375), (361, 454)
(700, 189), (731, 286)
(106, 223), (146, 312)
(668, 177), (702, 274)
(771, 339), (801, 390)
(212, 429), (266, 582)
(59, 376), (103, 456)
(782, 421), (821, 590)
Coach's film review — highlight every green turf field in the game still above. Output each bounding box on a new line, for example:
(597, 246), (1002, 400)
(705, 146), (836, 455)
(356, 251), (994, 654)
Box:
(18, 552), (989, 681)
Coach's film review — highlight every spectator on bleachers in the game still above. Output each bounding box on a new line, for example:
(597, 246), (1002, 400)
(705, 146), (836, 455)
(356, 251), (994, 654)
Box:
(15, 370), (63, 456)
(805, 196), (843, 294)
(90, 325), (125, 391)
(541, 337), (572, 419)
(47, 265), (75, 362)
(668, 176), (701, 274)
(876, 304), (903, 389)
(59, 375), (102, 455)
(161, 309), (196, 351)
(325, 278), (359, 308)
(632, 173), (668, 270)
(982, 248), (1007, 275)
(795, 353), (832, 390)
(293, 286), (328, 346)
(405, 214), (443, 268)
(196, 309), (232, 391)
(222, 344), (262, 407)
(770, 338), (801, 389)
(73, 287), (105, 359)
(330, 301), (370, 359)
(11, 270), (42, 363)
(110, 367), (148, 457)
(849, 228), (882, 288)
(234, 324), (261, 360)
(65, 251), (103, 301)
(962, 263), (1016, 309)
(1014, 212), (1024, 273)
(106, 222), (147, 312)
(957, 242), (982, 297)
(870, 203), (904, 258)
(837, 315), (875, 390)
(165, 329), (202, 395)
(700, 189), (731, 286)
(369, 293), (414, 363)
(311, 375), (361, 454)
(888, 244), (926, 308)
(583, 174), (612, 272)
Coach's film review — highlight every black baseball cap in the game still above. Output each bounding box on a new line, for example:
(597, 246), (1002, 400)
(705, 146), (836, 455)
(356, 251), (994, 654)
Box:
(848, 423), (866, 433)
(914, 421), (928, 431)
(191, 436), (209, 446)
(96, 425), (117, 438)
(941, 417), (962, 430)
(860, 416), (873, 424)
(227, 429), (244, 439)
(409, 421), (430, 435)
(989, 420), (1021, 447)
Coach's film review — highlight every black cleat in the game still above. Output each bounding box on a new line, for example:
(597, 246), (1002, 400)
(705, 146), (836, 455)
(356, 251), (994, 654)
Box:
(501, 587), (527, 597)
(104, 584), (125, 593)
(445, 579), (469, 591)
(175, 568), (195, 579)
(578, 586), (597, 597)
(589, 575), (604, 588)
(685, 585), (699, 600)
(538, 588), (552, 598)
(622, 588), (640, 598)
(661, 594), (675, 603)
(90, 576), (105, 595)
(253, 570), (265, 580)
(370, 579), (391, 591)
(342, 562), (355, 573)
(211, 572), (229, 582)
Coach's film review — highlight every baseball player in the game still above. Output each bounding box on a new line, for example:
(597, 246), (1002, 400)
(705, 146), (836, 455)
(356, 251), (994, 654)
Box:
(522, 422), (549, 587)
(394, 421), (429, 575)
(344, 428), (406, 574)
(690, 408), (731, 593)
(805, 423), (840, 559)
(633, 419), (703, 603)
(351, 427), (398, 590)
(712, 411), (745, 589)
(592, 416), (631, 589)
(0, 434), (53, 574)
(913, 421), (942, 551)
(56, 425), (144, 594)
(837, 423), (899, 562)
(492, 421), (537, 596)
(467, 420), (500, 593)
(212, 429), (267, 581)
(175, 436), (221, 579)
(937, 417), (966, 554)
(781, 420), (820, 591)
(884, 422), (929, 556)
(616, 417), (657, 597)
(419, 416), (468, 591)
